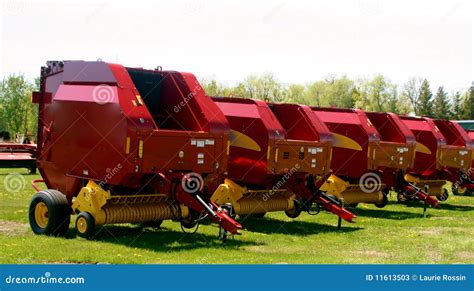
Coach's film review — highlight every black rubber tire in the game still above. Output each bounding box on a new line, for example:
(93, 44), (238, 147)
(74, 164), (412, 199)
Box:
(75, 212), (95, 239)
(29, 189), (71, 236)
(181, 210), (200, 229)
(181, 220), (198, 229)
(285, 200), (302, 219)
(452, 184), (472, 196)
(436, 189), (449, 202)
(374, 194), (388, 208)
(397, 192), (409, 204)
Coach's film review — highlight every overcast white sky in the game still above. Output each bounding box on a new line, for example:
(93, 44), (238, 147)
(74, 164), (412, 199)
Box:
(0, 0), (473, 92)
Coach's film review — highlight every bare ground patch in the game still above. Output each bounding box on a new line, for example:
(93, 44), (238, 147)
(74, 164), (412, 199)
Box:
(353, 250), (391, 259)
(415, 227), (444, 235)
(455, 251), (474, 261)
(0, 220), (28, 236)
(430, 216), (455, 221)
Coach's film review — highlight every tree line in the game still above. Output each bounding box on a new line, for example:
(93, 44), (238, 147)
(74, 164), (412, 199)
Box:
(0, 75), (38, 141)
(201, 74), (473, 120)
(0, 73), (472, 141)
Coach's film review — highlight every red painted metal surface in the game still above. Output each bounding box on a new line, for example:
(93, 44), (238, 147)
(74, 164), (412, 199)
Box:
(400, 117), (473, 181)
(33, 60), (241, 234)
(35, 61), (229, 197)
(31, 179), (45, 192)
(468, 130), (474, 183)
(214, 98), (332, 186)
(402, 184), (440, 208)
(312, 108), (375, 179)
(214, 98), (355, 222)
(400, 117), (445, 177)
(0, 152), (34, 161)
(213, 97), (288, 185)
(270, 103), (333, 178)
(312, 108), (416, 188)
(468, 130), (474, 141)
(0, 143), (36, 171)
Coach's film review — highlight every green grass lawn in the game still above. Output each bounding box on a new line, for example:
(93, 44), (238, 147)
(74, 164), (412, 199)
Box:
(0, 168), (473, 264)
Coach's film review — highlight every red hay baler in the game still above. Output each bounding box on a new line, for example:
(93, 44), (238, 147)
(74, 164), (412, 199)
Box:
(399, 116), (473, 203)
(210, 98), (355, 223)
(29, 60), (241, 239)
(312, 108), (430, 208)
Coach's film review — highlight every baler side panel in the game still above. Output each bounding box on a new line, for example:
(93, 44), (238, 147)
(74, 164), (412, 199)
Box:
(215, 101), (272, 184)
(157, 72), (229, 135)
(313, 109), (371, 179)
(401, 117), (442, 176)
(365, 112), (416, 171)
(271, 104), (319, 141)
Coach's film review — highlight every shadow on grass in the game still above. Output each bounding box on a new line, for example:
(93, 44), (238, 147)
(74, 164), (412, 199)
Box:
(66, 224), (261, 252)
(404, 202), (474, 212)
(237, 216), (362, 235)
(350, 207), (424, 220)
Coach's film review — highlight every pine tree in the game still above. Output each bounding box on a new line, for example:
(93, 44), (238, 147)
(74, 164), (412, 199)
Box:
(451, 91), (462, 119)
(459, 85), (474, 119)
(432, 86), (450, 119)
(418, 79), (433, 117)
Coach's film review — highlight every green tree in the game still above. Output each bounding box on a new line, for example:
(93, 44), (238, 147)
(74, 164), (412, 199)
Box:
(304, 81), (327, 106)
(450, 91), (462, 119)
(432, 86), (450, 119)
(0, 75), (38, 140)
(418, 79), (433, 117)
(401, 77), (423, 115)
(200, 79), (221, 96)
(238, 73), (284, 102)
(323, 76), (355, 108)
(302, 76), (355, 108)
(459, 85), (473, 119)
(386, 86), (401, 114)
(355, 75), (397, 112)
(285, 84), (306, 103)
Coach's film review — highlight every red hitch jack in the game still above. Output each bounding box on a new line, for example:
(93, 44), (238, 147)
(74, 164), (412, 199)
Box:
(176, 191), (242, 240)
(403, 182), (440, 217)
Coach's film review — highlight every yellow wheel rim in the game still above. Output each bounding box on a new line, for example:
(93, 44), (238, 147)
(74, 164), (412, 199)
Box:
(457, 187), (467, 195)
(76, 216), (88, 234)
(34, 202), (49, 228)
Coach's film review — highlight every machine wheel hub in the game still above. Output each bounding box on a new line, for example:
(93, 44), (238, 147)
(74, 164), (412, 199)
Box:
(76, 216), (88, 234)
(34, 202), (49, 228)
